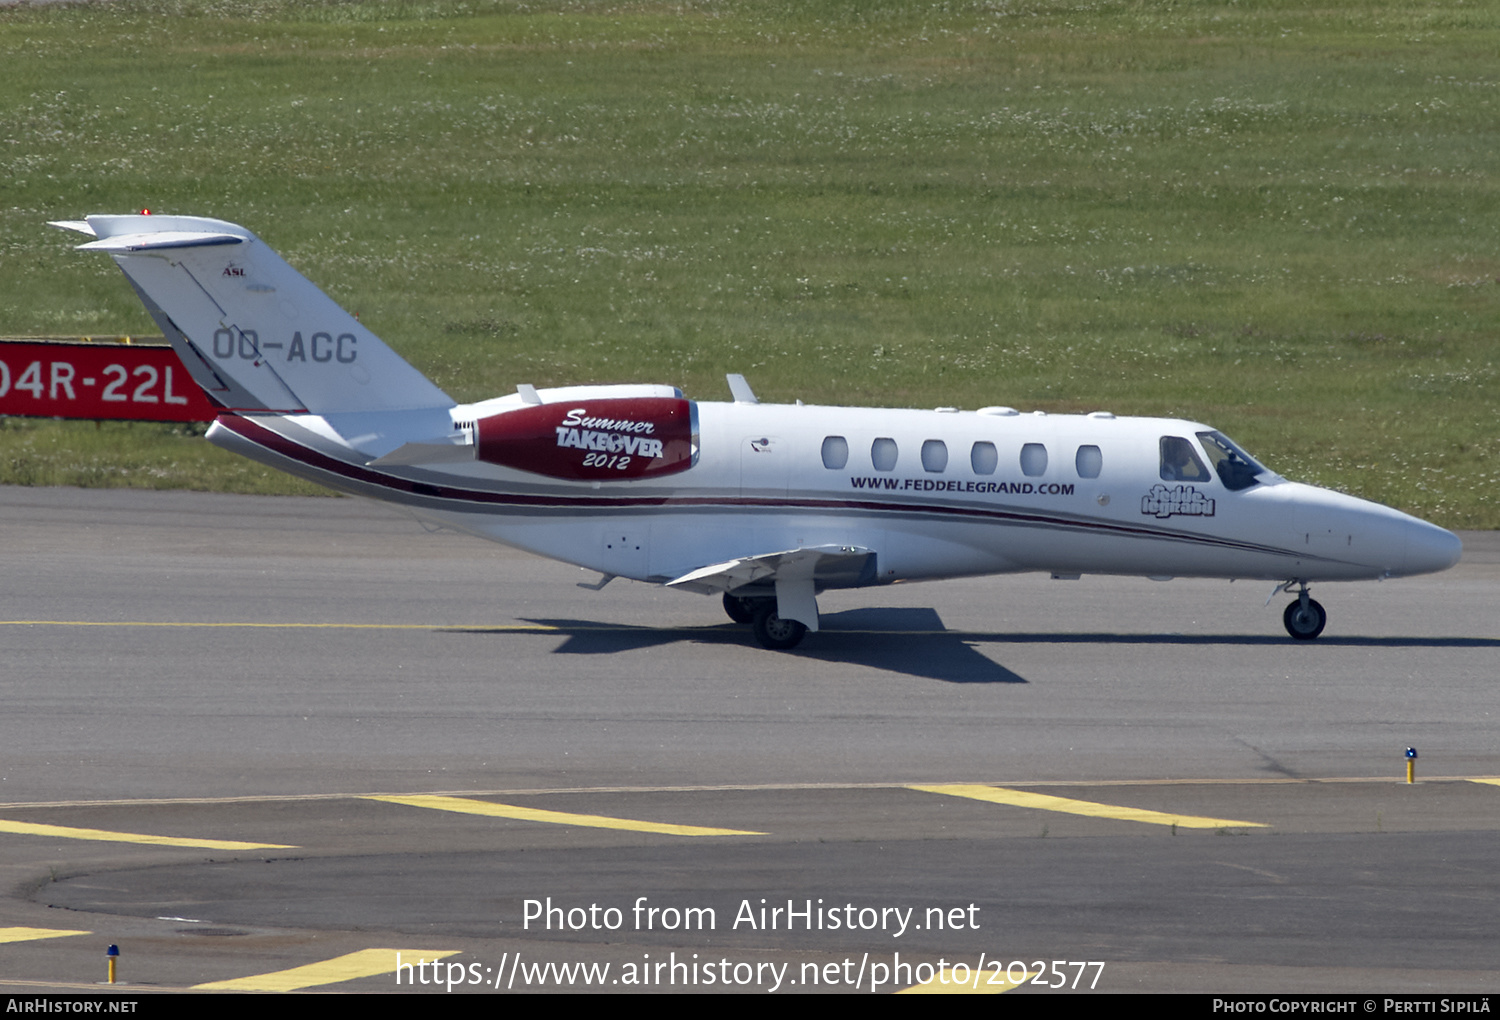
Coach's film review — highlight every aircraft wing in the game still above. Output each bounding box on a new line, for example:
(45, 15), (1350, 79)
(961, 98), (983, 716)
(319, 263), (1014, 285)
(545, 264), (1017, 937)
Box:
(666, 545), (876, 597)
(367, 440), (475, 467)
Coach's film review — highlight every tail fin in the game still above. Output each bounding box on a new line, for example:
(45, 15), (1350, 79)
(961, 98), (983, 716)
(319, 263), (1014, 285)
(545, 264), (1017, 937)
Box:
(50, 214), (452, 414)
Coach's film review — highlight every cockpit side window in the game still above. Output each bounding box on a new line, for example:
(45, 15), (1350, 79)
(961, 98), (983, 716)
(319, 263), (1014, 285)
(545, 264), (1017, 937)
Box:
(1159, 436), (1211, 483)
(1196, 430), (1267, 492)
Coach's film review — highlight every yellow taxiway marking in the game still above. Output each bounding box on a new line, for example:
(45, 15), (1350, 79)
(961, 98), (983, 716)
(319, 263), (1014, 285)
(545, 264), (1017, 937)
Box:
(1468, 778), (1500, 787)
(195, 948), (460, 992)
(0, 620), (478, 630)
(5, 775), (1495, 813)
(0, 927), (91, 944)
(0, 620), (718, 635)
(367, 794), (765, 836)
(0, 619), (962, 635)
(911, 784), (1267, 829)
(0, 819), (294, 850)
(898, 966), (1021, 994)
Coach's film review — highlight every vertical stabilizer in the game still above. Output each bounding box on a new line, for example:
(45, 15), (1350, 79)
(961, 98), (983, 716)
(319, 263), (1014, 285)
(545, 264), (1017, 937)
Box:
(51, 215), (452, 414)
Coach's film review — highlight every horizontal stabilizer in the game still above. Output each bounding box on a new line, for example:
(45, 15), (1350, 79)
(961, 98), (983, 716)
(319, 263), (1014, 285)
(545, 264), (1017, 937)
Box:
(46, 220), (95, 236)
(76, 231), (245, 253)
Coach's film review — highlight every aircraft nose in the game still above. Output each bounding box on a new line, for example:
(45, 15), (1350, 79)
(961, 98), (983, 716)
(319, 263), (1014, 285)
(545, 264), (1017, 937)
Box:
(1400, 520), (1462, 576)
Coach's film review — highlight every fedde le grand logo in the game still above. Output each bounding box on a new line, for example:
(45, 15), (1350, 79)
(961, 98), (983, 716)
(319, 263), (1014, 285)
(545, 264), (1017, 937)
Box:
(1141, 484), (1216, 519)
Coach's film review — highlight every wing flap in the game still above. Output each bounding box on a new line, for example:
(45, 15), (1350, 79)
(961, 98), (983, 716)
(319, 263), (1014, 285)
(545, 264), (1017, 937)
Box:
(666, 544), (875, 596)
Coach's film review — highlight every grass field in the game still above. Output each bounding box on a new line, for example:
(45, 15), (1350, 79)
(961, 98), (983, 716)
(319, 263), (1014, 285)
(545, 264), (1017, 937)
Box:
(1, 0), (1496, 523)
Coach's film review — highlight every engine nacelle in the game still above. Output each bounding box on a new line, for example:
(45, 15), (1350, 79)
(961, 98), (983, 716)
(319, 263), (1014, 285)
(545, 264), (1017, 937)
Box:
(475, 395), (698, 481)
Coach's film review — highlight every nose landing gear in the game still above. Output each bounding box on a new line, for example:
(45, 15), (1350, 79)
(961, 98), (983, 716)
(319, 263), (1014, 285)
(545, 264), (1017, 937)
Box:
(1278, 582), (1327, 640)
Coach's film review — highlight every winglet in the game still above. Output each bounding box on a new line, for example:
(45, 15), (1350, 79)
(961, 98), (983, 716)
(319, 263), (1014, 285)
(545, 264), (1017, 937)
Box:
(726, 373), (758, 404)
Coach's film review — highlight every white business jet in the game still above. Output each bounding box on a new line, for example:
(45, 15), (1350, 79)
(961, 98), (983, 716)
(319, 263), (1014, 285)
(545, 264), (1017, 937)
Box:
(51, 214), (1461, 649)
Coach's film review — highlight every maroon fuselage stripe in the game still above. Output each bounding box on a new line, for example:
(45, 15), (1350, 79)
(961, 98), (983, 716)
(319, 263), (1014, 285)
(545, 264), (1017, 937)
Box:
(217, 414), (1310, 560)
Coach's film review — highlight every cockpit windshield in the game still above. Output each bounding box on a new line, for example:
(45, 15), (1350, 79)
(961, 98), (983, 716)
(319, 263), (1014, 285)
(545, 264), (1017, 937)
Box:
(1196, 431), (1269, 491)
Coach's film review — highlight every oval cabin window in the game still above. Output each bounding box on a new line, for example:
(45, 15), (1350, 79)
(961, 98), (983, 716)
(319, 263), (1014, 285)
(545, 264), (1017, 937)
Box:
(921, 439), (948, 473)
(971, 442), (998, 475)
(1020, 443), (1048, 477)
(821, 436), (849, 470)
(1075, 445), (1102, 479)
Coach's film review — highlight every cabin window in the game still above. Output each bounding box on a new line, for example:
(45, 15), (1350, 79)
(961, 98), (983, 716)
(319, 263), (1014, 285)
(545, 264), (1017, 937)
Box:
(821, 436), (849, 470)
(1160, 436), (1211, 482)
(871, 437), (898, 472)
(921, 440), (948, 473)
(1075, 445), (1102, 479)
(970, 441), (998, 475)
(1020, 443), (1048, 477)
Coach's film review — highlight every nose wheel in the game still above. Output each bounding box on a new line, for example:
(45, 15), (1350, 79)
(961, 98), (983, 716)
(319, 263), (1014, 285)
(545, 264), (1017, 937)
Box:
(1283, 596), (1327, 640)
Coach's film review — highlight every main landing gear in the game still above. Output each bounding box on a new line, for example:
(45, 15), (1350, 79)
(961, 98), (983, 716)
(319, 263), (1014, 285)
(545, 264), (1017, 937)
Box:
(722, 592), (808, 650)
(1278, 581), (1327, 641)
(752, 606), (808, 651)
(721, 592), (756, 625)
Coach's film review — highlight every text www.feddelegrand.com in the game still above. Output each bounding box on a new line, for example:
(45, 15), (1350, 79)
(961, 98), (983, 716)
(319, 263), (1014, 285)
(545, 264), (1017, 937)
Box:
(396, 952), (1105, 993)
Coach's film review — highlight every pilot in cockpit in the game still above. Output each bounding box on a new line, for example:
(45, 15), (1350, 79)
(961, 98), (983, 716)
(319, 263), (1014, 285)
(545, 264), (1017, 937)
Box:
(1159, 436), (1211, 482)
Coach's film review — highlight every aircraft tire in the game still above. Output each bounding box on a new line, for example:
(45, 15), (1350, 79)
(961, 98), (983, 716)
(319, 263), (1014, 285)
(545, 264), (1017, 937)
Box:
(722, 592), (757, 625)
(1283, 598), (1327, 640)
(752, 605), (807, 651)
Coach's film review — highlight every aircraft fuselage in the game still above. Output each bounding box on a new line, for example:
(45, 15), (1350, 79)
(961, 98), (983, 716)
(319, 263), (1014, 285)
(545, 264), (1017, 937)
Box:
(207, 398), (1460, 594)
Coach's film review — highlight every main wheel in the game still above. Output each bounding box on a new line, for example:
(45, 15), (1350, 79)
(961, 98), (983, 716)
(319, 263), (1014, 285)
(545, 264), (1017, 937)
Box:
(751, 604), (807, 650)
(1283, 598), (1327, 640)
(722, 592), (756, 624)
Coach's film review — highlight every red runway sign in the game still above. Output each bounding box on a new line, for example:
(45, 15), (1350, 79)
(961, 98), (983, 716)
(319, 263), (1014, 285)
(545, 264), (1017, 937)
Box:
(0, 338), (218, 422)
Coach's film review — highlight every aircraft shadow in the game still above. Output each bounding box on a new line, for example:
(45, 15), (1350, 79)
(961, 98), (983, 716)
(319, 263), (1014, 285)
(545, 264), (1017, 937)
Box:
(446, 610), (1499, 685)
(451, 607), (1026, 684)
(790, 608), (1027, 684)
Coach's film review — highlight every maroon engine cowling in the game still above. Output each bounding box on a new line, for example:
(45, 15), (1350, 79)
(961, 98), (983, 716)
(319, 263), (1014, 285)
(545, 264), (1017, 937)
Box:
(475, 396), (696, 481)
